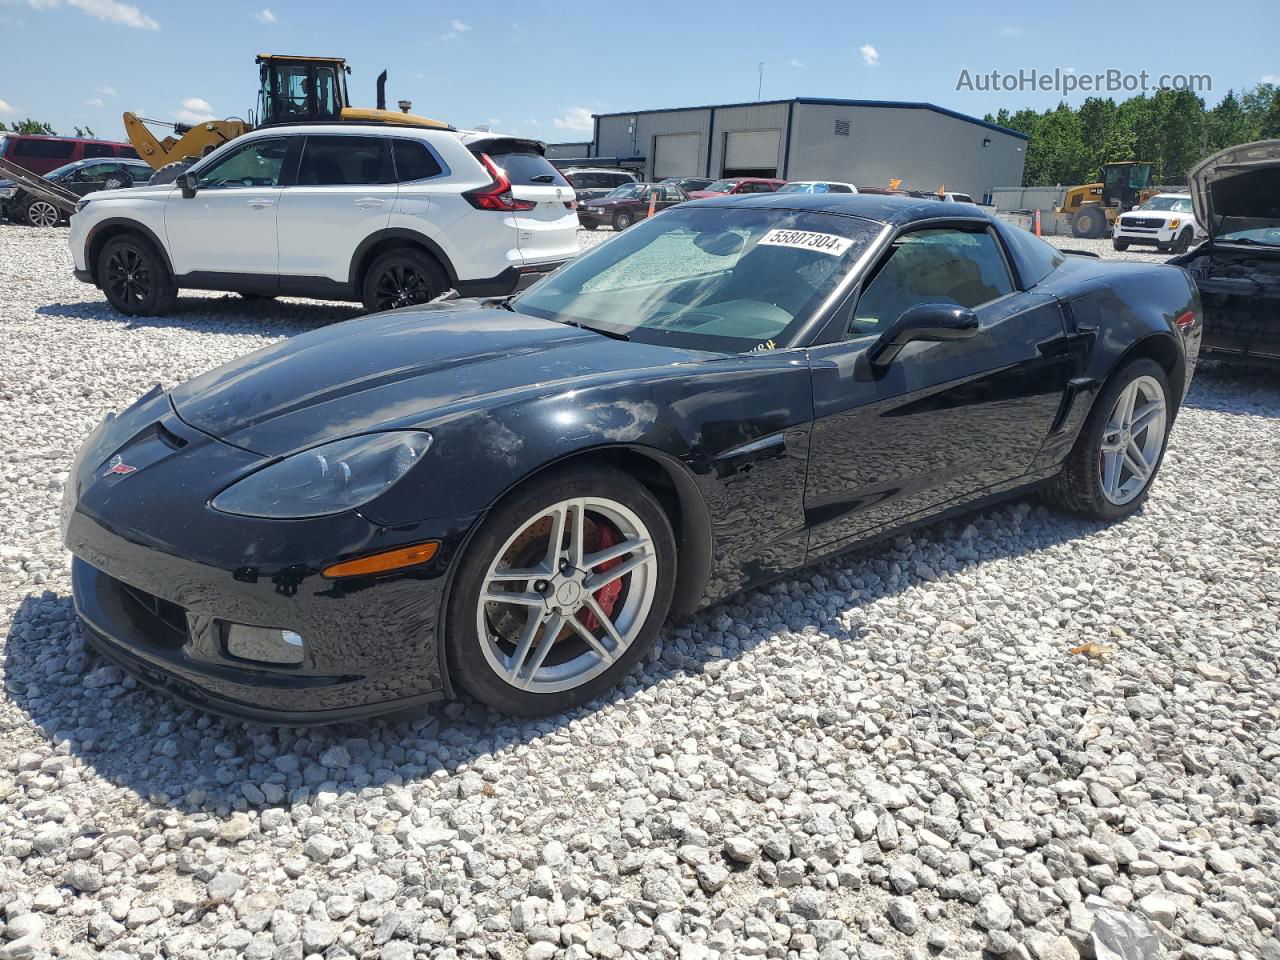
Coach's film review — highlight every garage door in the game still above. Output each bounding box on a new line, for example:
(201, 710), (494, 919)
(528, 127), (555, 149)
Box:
(724, 130), (780, 173)
(652, 133), (701, 179)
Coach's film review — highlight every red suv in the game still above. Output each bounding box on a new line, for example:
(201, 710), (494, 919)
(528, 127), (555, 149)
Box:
(0, 134), (139, 176)
(687, 177), (786, 199)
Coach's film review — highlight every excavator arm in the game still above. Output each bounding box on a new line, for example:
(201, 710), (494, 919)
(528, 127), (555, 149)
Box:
(124, 112), (248, 171)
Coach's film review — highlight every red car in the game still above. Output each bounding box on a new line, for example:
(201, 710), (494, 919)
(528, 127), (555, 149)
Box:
(0, 134), (139, 177)
(687, 177), (786, 199)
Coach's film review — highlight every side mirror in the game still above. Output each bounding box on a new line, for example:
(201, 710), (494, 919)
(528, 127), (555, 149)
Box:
(867, 303), (979, 367)
(179, 172), (198, 199)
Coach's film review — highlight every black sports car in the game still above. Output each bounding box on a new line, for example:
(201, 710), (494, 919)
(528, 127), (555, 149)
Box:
(63, 194), (1202, 723)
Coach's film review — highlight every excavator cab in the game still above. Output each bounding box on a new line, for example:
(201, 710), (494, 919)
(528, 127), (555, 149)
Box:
(1101, 162), (1154, 210)
(255, 55), (351, 126)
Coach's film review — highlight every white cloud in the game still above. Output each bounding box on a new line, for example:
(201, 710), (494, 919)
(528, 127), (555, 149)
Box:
(176, 96), (215, 125)
(1263, 74), (1280, 85)
(84, 97), (104, 107)
(68, 0), (158, 29)
(859, 43), (879, 66)
(441, 17), (470, 40)
(0, 98), (16, 115)
(999, 25), (1022, 36)
(254, 7), (276, 22)
(97, 85), (116, 96)
(9, 0), (158, 29)
(789, 57), (804, 68)
(553, 106), (593, 133)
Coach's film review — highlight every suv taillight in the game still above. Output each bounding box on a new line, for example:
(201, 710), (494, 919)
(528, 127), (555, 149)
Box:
(464, 154), (536, 212)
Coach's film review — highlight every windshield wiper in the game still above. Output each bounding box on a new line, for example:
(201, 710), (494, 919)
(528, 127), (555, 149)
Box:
(560, 319), (630, 341)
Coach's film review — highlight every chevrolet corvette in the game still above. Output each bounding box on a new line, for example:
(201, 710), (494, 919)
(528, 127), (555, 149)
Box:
(63, 194), (1202, 722)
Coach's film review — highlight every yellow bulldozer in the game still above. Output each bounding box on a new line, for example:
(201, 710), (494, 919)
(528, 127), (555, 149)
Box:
(1057, 161), (1158, 238)
(125, 55), (450, 181)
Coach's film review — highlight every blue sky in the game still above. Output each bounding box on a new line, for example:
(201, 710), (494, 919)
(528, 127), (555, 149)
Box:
(2, 0), (1276, 143)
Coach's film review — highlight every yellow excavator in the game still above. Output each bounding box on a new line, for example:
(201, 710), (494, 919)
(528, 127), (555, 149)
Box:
(1056, 161), (1158, 238)
(125, 55), (450, 182)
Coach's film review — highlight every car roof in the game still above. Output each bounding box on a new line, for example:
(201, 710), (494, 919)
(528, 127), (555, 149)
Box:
(685, 191), (993, 225)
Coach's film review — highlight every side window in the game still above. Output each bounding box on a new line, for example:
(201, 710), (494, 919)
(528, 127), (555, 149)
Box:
(611, 173), (631, 187)
(850, 228), (1014, 336)
(118, 146), (140, 159)
(997, 222), (1065, 289)
(829, 184), (853, 193)
(13, 139), (75, 160)
(660, 185), (682, 201)
(83, 143), (114, 159)
(128, 164), (152, 183)
(297, 136), (392, 186)
(195, 138), (290, 189)
(391, 139), (444, 182)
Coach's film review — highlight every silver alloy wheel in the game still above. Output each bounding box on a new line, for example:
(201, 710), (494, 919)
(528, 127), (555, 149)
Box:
(27, 201), (59, 227)
(1098, 374), (1167, 505)
(477, 496), (658, 694)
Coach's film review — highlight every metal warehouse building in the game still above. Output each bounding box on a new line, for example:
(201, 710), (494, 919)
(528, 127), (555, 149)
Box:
(580, 98), (1028, 198)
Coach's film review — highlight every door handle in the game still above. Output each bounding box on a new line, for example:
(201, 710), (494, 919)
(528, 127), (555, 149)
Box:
(246, 199), (274, 209)
(354, 198), (386, 209)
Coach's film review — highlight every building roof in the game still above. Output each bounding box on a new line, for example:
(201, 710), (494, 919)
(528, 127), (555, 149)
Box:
(592, 97), (1030, 142)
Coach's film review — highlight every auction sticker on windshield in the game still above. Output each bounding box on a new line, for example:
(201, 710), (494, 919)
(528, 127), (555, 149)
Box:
(758, 229), (854, 256)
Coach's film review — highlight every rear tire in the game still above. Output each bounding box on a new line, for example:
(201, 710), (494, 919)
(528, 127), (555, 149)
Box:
(612, 211), (633, 231)
(97, 234), (177, 317)
(445, 465), (676, 717)
(1043, 358), (1172, 522)
(360, 247), (447, 313)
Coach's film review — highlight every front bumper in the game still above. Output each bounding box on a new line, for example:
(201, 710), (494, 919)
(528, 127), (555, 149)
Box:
(63, 390), (480, 724)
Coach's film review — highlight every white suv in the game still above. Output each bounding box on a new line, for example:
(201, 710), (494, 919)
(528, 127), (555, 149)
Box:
(1112, 193), (1204, 254)
(68, 124), (580, 315)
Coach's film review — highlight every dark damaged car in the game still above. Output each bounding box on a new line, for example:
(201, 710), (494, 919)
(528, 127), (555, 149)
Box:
(1169, 139), (1280, 363)
(63, 194), (1201, 724)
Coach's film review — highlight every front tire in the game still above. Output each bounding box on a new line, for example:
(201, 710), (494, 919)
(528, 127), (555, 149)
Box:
(97, 235), (177, 316)
(1112, 239), (1129, 251)
(1071, 206), (1106, 239)
(612, 211), (633, 231)
(361, 247), (447, 313)
(1044, 358), (1172, 521)
(1170, 228), (1192, 254)
(582, 222), (598, 231)
(26, 200), (61, 228)
(446, 466), (676, 716)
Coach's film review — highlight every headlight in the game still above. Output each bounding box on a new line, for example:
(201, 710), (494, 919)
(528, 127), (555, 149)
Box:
(75, 198), (92, 213)
(1168, 219), (1180, 229)
(0, 187), (14, 200)
(212, 431), (432, 519)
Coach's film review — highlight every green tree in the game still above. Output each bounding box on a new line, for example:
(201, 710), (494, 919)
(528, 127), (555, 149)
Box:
(73, 125), (97, 138)
(7, 118), (57, 135)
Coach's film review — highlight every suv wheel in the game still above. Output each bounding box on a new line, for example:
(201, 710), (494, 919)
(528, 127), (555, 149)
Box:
(1170, 228), (1193, 254)
(26, 200), (61, 228)
(98, 235), (177, 316)
(361, 247), (447, 313)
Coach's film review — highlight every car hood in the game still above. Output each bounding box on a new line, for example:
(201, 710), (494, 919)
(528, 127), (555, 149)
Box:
(1188, 139), (1280, 239)
(170, 304), (706, 457)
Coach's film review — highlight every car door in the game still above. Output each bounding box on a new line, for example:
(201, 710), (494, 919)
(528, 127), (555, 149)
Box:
(275, 134), (396, 283)
(804, 224), (1073, 552)
(164, 136), (292, 278)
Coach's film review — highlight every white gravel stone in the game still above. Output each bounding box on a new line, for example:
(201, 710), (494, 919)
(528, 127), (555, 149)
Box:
(0, 224), (1278, 959)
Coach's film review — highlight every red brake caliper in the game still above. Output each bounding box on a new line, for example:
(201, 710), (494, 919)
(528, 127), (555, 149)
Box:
(580, 522), (623, 633)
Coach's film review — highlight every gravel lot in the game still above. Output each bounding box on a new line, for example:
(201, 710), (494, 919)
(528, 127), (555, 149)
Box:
(1, 223), (1279, 960)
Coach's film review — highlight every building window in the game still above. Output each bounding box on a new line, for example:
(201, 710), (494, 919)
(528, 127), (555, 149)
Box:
(834, 118), (851, 137)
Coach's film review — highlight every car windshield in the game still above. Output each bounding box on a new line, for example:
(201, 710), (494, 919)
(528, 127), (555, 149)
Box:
(512, 206), (880, 353)
(703, 179), (737, 193)
(1218, 226), (1280, 245)
(605, 184), (644, 198)
(1140, 196), (1192, 212)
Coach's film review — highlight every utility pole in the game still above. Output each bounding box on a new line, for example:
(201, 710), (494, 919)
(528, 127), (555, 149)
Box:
(757, 62), (764, 101)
